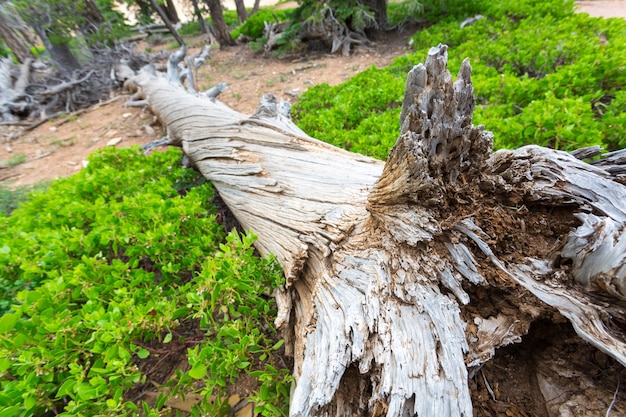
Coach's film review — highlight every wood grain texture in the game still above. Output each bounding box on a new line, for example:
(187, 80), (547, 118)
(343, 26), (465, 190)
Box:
(129, 44), (626, 416)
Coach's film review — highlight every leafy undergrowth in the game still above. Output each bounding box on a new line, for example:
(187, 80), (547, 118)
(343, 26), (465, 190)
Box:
(293, 0), (626, 158)
(0, 147), (290, 416)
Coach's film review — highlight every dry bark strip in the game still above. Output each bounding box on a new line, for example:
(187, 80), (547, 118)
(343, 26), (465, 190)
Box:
(128, 45), (626, 416)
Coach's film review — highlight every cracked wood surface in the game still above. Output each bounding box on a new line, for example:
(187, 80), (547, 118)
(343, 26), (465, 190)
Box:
(130, 44), (626, 416)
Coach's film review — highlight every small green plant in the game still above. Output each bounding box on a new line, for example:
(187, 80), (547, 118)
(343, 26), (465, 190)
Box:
(51, 136), (78, 147)
(0, 39), (10, 59)
(179, 20), (202, 36)
(0, 153), (27, 168)
(165, 40), (180, 50)
(29, 44), (46, 58)
(230, 70), (246, 80)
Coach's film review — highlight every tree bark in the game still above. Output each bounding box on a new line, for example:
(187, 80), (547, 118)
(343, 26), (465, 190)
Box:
(30, 22), (81, 73)
(204, 0), (235, 48)
(361, 0), (387, 28)
(162, 0), (181, 24)
(190, 0), (209, 34)
(0, 3), (34, 64)
(148, 0), (185, 47)
(127, 45), (626, 416)
(78, 0), (105, 36)
(234, 0), (248, 23)
(251, 0), (261, 15)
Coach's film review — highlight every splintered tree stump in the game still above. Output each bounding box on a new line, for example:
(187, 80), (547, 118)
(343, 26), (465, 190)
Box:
(127, 45), (626, 416)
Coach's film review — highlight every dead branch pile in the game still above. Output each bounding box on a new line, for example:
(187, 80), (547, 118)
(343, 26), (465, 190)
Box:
(0, 43), (158, 125)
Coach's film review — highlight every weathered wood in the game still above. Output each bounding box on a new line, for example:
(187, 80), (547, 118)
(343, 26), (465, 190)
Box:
(0, 57), (32, 121)
(128, 44), (626, 416)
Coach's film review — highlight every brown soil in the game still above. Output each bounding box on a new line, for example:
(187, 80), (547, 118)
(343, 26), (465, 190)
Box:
(0, 29), (413, 188)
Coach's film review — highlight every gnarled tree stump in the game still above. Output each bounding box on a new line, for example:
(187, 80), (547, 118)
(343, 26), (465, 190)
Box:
(127, 45), (626, 416)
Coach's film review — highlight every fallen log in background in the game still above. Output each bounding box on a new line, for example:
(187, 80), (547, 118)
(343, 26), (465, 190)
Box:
(128, 44), (626, 416)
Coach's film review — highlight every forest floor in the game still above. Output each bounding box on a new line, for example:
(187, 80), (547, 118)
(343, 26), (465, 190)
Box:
(0, 26), (413, 187)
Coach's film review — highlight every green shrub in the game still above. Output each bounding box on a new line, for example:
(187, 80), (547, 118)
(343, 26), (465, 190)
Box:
(387, 0), (424, 26)
(293, 0), (626, 154)
(600, 89), (626, 150)
(0, 153), (26, 168)
(293, 67), (404, 159)
(179, 20), (203, 36)
(180, 10), (241, 36)
(0, 182), (49, 217)
(231, 9), (291, 40)
(0, 147), (289, 416)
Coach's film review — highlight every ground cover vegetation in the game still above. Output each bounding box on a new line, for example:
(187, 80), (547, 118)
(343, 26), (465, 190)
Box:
(0, 148), (289, 416)
(292, 0), (626, 158)
(1, 0), (624, 415)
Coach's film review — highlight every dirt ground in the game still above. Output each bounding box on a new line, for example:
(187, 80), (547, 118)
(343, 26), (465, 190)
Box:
(0, 29), (412, 187)
(576, 0), (626, 18)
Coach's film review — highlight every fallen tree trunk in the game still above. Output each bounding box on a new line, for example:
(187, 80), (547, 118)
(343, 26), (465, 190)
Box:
(127, 45), (626, 416)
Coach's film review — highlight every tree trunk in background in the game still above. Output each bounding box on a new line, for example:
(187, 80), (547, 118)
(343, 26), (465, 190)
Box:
(79, 0), (105, 36)
(204, 0), (235, 48)
(148, 0), (185, 47)
(162, 0), (181, 24)
(127, 45), (626, 416)
(362, 0), (387, 28)
(0, 4), (34, 64)
(251, 0), (261, 15)
(190, 0), (209, 34)
(31, 23), (81, 72)
(234, 0), (248, 23)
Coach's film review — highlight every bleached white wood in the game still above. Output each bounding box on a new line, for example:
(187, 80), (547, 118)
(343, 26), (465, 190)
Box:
(128, 44), (626, 416)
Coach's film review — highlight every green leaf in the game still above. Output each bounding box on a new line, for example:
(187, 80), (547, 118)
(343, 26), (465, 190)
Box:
(76, 382), (98, 401)
(56, 378), (77, 398)
(163, 332), (172, 344)
(23, 396), (36, 410)
(137, 348), (150, 359)
(0, 313), (17, 334)
(0, 358), (11, 372)
(188, 363), (207, 380)
(0, 406), (20, 417)
(156, 393), (168, 409)
(172, 307), (190, 319)
(118, 346), (131, 361)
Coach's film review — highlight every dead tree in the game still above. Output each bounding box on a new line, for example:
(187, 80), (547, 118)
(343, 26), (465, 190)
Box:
(127, 45), (626, 416)
(0, 3), (35, 64)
